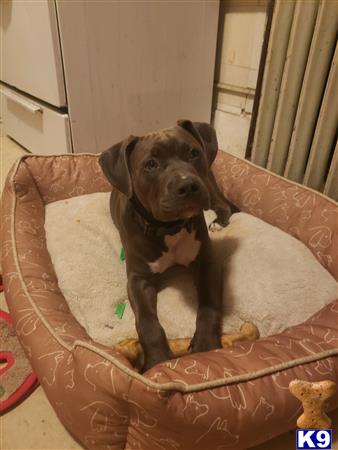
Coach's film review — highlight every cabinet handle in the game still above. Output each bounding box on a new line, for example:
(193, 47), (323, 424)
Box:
(0, 87), (42, 113)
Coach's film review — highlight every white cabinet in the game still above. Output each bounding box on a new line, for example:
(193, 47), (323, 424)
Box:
(1, 0), (219, 155)
(2, 86), (72, 155)
(0, 0), (66, 107)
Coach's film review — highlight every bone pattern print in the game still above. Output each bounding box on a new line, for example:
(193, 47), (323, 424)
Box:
(1, 153), (337, 449)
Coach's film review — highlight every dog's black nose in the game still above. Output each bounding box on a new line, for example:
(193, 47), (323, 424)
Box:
(176, 178), (201, 197)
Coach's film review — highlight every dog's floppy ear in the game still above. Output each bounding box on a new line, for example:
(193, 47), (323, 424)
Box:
(177, 120), (218, 166)
(99, 135), (138, 198)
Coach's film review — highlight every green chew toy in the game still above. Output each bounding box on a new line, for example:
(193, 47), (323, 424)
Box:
(115, 302), (126, 319)
(119, 247), (126, 262)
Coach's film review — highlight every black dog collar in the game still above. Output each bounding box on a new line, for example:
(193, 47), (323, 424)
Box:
(129, 196), (193, 237)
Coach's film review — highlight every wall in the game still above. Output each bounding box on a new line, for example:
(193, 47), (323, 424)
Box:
(212, 0), (268, 157)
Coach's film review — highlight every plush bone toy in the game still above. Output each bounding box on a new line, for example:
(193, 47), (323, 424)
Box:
(115, 322), (259, 370)
(289, 379), (337, 429)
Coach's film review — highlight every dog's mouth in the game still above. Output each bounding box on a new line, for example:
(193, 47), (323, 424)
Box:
(177, 204), (202, 219)
(158, 197), (209, 221)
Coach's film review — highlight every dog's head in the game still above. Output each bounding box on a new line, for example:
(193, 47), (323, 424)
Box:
(99, 120), (218, 221)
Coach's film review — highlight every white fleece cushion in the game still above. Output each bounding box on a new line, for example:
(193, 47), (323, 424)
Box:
(45, 192), (337, 346)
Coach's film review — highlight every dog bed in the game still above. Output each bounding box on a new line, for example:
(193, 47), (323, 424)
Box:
(1, 151), (337, 449)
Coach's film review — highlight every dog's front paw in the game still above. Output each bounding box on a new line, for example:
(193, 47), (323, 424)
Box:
(209, 219), (227, 232)
(190, 333), (221, 354)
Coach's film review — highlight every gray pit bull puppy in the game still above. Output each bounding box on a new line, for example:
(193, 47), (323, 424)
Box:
(99, 120), (235, 372)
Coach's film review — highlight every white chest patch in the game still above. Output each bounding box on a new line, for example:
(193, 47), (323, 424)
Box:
(148, 229), (201, 274)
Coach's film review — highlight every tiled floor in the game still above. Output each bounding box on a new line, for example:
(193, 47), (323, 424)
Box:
(0, 131), (337, 450)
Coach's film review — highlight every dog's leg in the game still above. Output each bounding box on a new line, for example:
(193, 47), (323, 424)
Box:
(190, 239), (223, 353)
(207, 172), (239, 231)
(127, 273), (173, 372)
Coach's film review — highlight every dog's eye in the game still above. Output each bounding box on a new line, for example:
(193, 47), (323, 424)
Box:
(190, 148), (200, 159)
(144, 159), (159, 171)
